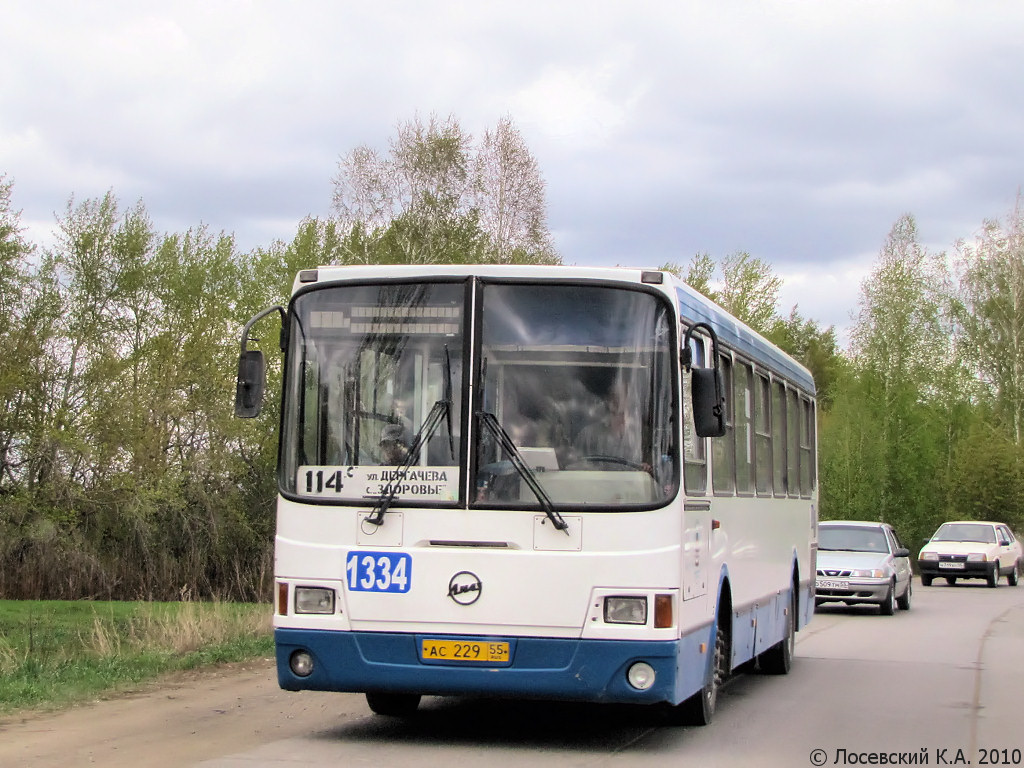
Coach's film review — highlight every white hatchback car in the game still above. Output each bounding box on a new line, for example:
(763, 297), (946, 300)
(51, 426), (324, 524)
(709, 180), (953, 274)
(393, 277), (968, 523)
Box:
(816, 521), (914, 615)
(918, 521), (1022, 588)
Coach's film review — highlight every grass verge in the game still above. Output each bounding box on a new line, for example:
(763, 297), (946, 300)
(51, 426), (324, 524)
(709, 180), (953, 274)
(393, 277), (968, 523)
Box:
(0, 600), (273, 716)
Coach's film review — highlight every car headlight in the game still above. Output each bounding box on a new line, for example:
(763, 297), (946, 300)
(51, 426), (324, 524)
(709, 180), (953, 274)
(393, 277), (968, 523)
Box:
(850, 569), (886, 578)
(919, 552), (938, 561)
(294, 586), (336, 614)
(967, 553), (988, 562)
(604, 596), (648, 625)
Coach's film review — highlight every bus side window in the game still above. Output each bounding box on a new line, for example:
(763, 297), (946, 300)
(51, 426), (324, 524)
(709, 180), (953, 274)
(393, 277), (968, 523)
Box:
(711, 354), (735, 495)
(772, 379), (787, 496)
(754, 372), (773, 496)
(800, 397), (815, 495)
(734, 361), (753, 495)
(683, 336), (707, 494)
(787, 388), (800, 499)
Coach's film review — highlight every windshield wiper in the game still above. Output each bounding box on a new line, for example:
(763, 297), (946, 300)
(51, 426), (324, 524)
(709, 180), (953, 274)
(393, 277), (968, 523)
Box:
(365, 347), (454, 527)
(477, 411), (569, 535)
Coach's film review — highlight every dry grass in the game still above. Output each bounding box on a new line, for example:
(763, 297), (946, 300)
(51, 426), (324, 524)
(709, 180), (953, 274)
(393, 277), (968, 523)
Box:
(0, 600), (274, 714)
(89, 601), (271, 657)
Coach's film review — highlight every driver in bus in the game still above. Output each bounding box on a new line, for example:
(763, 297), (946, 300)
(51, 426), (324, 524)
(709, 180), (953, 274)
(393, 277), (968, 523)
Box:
(379, 424), (409, 466)
(575, 382), (651, 472)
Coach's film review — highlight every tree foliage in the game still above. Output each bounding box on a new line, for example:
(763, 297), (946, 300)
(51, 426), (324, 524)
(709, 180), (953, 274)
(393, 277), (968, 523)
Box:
(2, 135), (1024, 598)
(331, 114), (558, 265)
(0, 190), (295, 600)
(956, 194), (1024, 445)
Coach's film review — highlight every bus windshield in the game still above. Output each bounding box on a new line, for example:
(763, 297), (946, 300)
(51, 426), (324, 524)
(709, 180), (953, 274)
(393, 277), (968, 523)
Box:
(279, 281), (465, 503)
(475, 282), (677, 507)
(278, 279), (678, 509)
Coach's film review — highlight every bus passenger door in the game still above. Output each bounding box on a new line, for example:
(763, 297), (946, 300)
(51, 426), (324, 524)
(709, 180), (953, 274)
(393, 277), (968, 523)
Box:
(683, 502), (711, 600)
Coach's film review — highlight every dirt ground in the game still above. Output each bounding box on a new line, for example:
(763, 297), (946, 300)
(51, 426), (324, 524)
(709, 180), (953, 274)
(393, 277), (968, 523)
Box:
(0, 658), (349, 768)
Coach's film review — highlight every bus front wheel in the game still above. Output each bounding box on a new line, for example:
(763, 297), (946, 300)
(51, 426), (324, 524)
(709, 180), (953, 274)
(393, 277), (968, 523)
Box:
(668, 622), (728, 726)
(365, 692), (421, 717)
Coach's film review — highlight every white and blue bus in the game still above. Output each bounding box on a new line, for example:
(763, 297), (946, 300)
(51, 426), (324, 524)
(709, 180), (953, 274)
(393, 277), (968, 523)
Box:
(235, 265), (818, 725)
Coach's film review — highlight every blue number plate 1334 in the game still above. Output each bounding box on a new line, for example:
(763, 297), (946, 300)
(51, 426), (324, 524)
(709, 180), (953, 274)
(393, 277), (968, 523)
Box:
(345, 551), (412, 593)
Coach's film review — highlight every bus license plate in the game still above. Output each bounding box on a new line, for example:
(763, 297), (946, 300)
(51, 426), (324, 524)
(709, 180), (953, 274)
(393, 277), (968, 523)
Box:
(421, 639), (510, 663)
(938, 562), (965, 570)
(817, 579), (849, 590)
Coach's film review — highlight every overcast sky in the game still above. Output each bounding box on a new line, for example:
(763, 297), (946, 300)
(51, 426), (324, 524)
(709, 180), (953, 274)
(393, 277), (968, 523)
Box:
(3, 1), (1023, 343)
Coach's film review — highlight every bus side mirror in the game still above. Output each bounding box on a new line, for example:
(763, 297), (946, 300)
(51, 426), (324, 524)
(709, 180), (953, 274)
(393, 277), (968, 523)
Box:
(684, 321), (726, 438)
(235, 349), (266, 418)
(691, 368), (726, 438)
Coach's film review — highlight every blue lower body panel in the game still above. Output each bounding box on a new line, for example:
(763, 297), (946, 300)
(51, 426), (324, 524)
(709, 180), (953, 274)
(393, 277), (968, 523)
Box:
(275, 627), (713, 706)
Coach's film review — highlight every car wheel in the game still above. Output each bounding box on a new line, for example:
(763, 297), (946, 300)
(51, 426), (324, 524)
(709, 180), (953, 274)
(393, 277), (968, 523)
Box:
(896, 579), (912, 611)
(921, 574), (933, 586)
(879, 582), (896, 615)
(365, 692), (421, 717)
(987, 568), (998, 588)
(1008, 562), (1020, 587)
(945, 576), (957, 586)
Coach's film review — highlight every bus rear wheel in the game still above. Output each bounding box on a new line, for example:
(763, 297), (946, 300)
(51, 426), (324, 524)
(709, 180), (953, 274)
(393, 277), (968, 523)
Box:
(365, 692), (421, 717)
(759, 589), (795, 675)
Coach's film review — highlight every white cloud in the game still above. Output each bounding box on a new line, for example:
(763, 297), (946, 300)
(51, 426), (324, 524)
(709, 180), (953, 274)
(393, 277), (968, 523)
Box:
(2, 0), (1024, 327)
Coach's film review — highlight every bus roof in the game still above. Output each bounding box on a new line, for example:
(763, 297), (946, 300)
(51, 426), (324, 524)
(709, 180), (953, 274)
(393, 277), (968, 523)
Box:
(672, 277), (816, 394)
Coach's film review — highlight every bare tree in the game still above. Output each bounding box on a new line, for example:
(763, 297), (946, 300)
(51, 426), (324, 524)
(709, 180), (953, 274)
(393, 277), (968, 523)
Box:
(331, 114), (558, 265)
(473, 116), (555, 263)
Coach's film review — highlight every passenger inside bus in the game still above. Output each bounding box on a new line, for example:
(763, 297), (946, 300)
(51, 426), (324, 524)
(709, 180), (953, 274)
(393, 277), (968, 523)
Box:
(379, 424), (409, 465)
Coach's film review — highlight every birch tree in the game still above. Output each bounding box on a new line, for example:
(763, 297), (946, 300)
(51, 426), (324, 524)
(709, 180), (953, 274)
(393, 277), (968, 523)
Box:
(842, 214), (955, 544)
(331, 114), (558, 265)
(0, 177), (36, 493)
(957, 195), (1024, 445)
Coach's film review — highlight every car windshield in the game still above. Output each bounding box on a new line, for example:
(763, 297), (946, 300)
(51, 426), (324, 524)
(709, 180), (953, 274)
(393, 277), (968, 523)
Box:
(932, 523), (996, 543)
(819, 525), (890, 553)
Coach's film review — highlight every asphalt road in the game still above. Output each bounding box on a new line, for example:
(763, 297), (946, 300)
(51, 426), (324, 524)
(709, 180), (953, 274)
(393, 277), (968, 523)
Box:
(2, 578), (1022, 768)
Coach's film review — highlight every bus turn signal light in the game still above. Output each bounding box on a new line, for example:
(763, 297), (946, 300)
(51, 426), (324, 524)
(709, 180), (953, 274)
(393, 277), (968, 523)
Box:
(654, 594), (673, 628)
(278, 582), (289, 616)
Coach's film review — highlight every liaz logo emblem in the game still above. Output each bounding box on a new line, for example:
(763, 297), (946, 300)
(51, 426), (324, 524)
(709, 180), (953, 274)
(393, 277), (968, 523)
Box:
(448, 571), (482, 605)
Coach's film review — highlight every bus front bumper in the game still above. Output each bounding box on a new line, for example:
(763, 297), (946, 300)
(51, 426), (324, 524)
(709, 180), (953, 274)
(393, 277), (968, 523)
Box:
(275, 627), (712, 706)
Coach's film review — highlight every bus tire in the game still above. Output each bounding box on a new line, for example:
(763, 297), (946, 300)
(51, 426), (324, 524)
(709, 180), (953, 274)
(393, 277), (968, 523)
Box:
(365, 692), (421, 717)
(759, 589), (795, 675)
(668, 621), (728, 726)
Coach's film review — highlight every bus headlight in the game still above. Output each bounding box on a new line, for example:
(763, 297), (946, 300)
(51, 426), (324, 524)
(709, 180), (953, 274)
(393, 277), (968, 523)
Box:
(604, 596), (648, 625)
(627, 662), (656, 690)
(294, 587), (336, 614)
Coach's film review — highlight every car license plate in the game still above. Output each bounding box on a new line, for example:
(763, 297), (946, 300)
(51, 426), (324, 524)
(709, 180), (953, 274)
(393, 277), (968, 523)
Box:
(421, 639), (510, 663)
(817, 579), (849, 590)
(938, 562), (965, 570)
